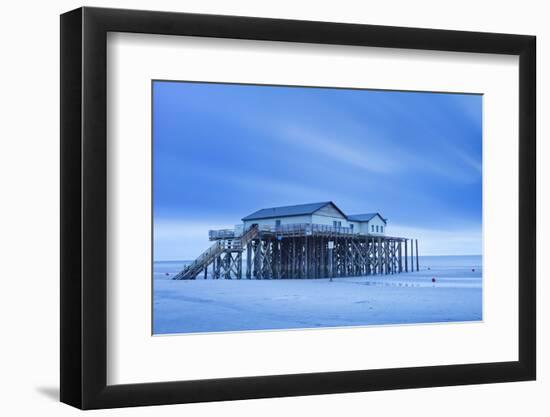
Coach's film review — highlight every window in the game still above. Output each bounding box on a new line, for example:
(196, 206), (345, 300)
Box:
(376, 225), (379, 233)
(350, 224), (354, 231)
(333, 220), (341, 228)
(371, 225), (374, 232)
(381, 226), (384, 233)
(275, 220), (281, 228)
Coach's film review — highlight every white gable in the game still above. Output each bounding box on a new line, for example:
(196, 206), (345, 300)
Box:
(313, 203), (346, 219)
(366, 215), (386, 235)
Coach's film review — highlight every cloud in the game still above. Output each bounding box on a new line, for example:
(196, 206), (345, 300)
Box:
(154, 219), (235, 260)
(153, 83), (483, 260)
(389, 224), (482, 256)
(280, 125), (398, 175)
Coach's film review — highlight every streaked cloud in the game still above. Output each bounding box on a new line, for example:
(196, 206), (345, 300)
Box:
(389, 224), (482, 256)
(153, 81), (483, 259)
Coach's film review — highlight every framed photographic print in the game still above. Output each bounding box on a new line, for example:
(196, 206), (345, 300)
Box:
(60, 6), (536, 409)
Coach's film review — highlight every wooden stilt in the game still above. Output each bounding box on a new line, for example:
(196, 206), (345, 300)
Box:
(410, 240), (414, 273)
(415, 239), (419, 271)
(237, 252), (242, 279)
(398, 239), (403, 273)
(305, 236), (309, 278)
(247, 244), (252, 279)
(405, 239), (408, 272)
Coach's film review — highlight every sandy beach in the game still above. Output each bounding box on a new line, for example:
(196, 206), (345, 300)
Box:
(153, 256), (482, 334)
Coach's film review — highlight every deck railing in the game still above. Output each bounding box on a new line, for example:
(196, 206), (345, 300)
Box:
(272, 223), (356, 236)
(209, 223), (366, 239)
(221, 239), (242, 250)
(209, 229), (235, 239)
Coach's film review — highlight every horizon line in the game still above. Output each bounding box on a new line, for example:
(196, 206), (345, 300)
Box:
(154, 253), (483, 263)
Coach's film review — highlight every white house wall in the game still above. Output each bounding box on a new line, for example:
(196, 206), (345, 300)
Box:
(348, 221), (361, 234)
(366, 215), (387, 235)
(358, 222), (370, 234)
(314, 203), (346, 219)
(243, 215), (313, 230)
(311, 214), (352, 227)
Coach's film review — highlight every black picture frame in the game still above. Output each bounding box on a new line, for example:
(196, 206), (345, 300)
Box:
(60, 6), (536, 410)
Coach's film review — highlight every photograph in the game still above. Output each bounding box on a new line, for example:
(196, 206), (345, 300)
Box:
(51, 3), (538, 412)
(152, 81), (483, 335)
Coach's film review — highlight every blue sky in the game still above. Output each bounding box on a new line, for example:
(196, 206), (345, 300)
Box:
(153, 81), (482, 260)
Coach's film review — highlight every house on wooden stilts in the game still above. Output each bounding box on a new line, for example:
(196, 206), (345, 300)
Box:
(173, 201), (419, 280)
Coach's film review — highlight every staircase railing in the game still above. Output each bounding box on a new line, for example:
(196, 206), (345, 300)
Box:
(172, 241), (223, 280)
(172, 226), (259, 280)
(240, 225), (259, 247)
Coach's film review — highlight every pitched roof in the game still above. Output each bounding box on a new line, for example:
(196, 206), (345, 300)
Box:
(242, 201), (336, 221)
(347, 213), (387, 224)
(242, 202), (386, 223)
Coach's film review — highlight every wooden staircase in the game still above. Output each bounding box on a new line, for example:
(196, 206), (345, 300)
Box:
(239, 224), (259, 248)
(172, 226), (259, 280)
(172, 241), (224, 280)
